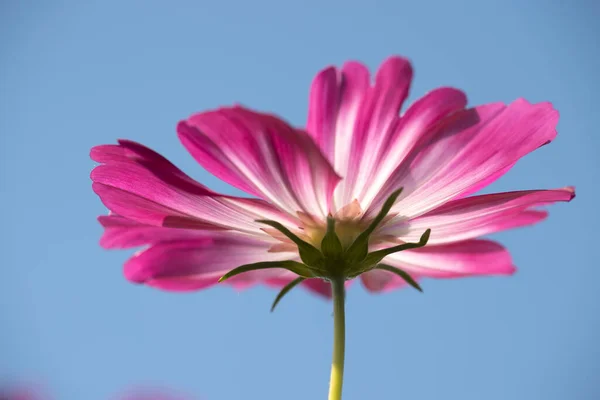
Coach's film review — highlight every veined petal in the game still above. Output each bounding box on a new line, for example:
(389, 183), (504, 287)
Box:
(368, 99), (559, 218)
(381, 240), (515, 281)
(98, 215), (224, 249)
(340, 57), (413, 208)
(380, 187), (575, 244)
(124, 234), (294, 292)
(177, 106), (341, 218)
(357, 87), (467, 210)
(91, 140), (299, 236)
(307, 57), (420, 209)
(91, 139), (212, 197)
(307, 61), (370, 179)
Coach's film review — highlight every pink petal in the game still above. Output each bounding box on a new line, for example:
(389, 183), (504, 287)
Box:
(177, 106), (341, 218)
(368, 99), (559, 219)
(91, 140), (299, 235)
(98, 215), (224, 249)
(382, 240), (516, 282)
(91, 140), (213, 197)
(308, 56), (444, 210)
(301, 278), (332, 298)
(357, 87), (467, 210)
(124, 234), (294, 292)
(361, 269), (409, 293)
(381, 187), (575, 244)
(306, 61), (369, 182)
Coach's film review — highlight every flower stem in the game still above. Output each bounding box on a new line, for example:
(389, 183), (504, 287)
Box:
(328, 276), (346, 400)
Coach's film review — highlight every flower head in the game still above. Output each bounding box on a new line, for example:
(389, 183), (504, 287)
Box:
(92, 56), (574, 301)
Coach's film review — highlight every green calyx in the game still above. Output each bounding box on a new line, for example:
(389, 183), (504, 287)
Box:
(218, 188), (431, 310)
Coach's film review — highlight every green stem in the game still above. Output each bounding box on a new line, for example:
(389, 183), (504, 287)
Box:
(328, 276), (346, 400)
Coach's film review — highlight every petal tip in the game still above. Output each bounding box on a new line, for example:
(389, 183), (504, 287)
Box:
(505, 265), (518, 276)
(175, 119), (192, 137)
(564, 186), (576, 201)
(89, 146), (99, 161)
(315, 65), (338, 79)
(123, 262), (147, 284)
(381, 55), (413, 72)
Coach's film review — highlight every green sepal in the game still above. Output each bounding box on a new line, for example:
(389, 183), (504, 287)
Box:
(270, 277), (306, 312)
(344, 188), (403, 264)
(362, 229), (431, 266)
(345, 228), (431, 278)
(376, 264), (423, 292)
(321, 216), (343, 259)
(218, 260), (316, 283)
(257, 219), (324, 267)
(364, 229), (431, 265)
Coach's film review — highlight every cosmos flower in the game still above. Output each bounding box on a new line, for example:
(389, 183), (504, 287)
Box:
(92, 55), (574, 400)
(91, 55), (573, 297)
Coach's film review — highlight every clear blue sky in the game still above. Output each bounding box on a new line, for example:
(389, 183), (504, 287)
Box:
(1, 1), (598, 399)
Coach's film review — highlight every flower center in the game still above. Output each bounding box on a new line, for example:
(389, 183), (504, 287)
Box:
(302, 218), (367, 250)
(266, 200), (391, 254)
(220, 188), (430, 296)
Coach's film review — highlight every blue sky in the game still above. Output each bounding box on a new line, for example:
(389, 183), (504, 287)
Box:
(1, 1), (598, 399)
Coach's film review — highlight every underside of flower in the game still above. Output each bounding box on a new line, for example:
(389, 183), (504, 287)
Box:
(90, 54), (575, 400)
(219, 188), (431, 307)
(91, 55), (574, 298)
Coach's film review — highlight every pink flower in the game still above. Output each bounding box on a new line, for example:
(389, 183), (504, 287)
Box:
(91, 55), (573, 298)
